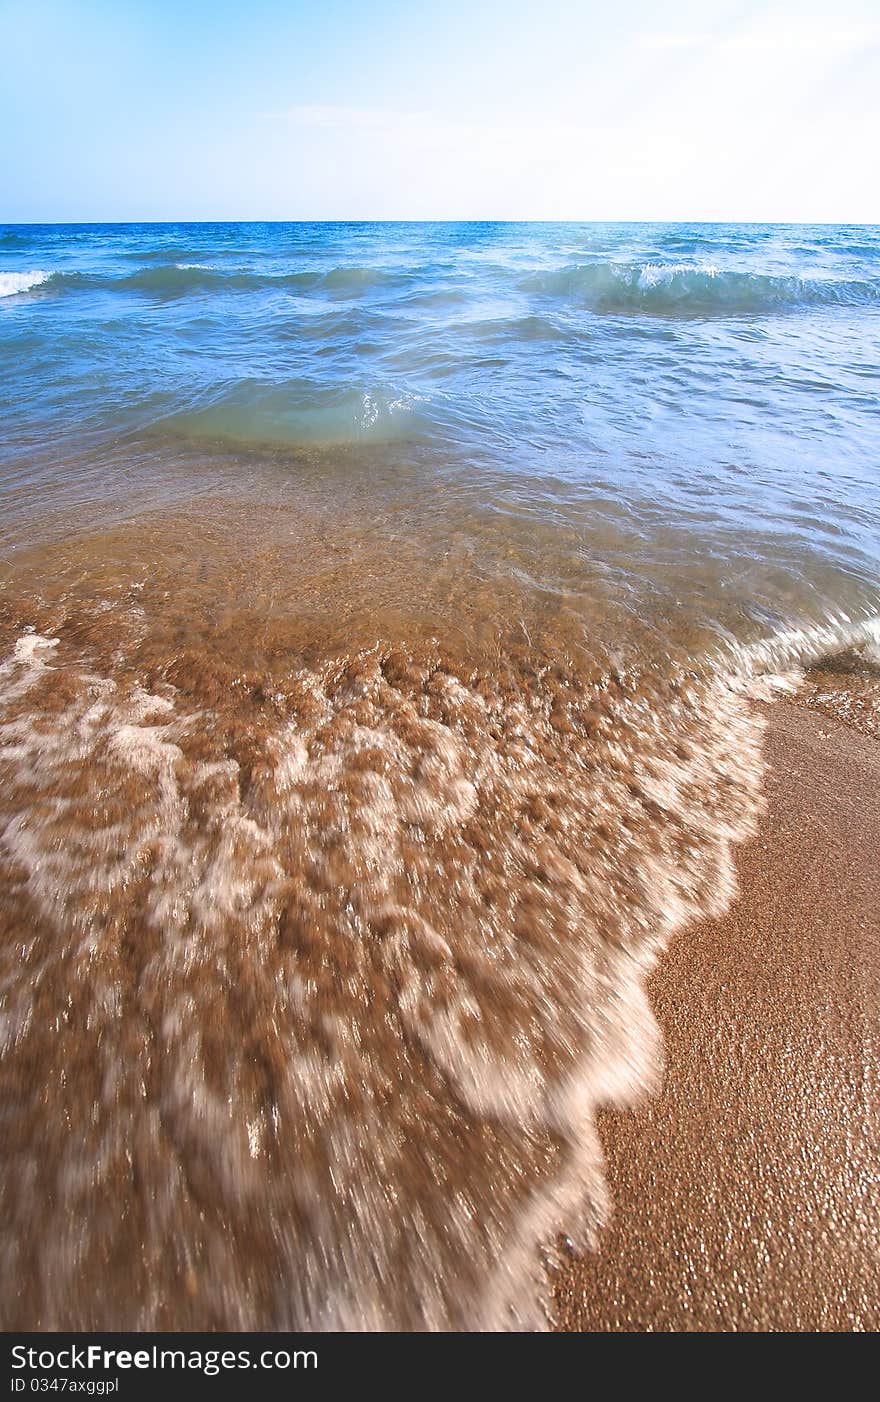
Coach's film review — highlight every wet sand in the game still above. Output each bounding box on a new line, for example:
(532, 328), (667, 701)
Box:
(553, 699), (879, 1332)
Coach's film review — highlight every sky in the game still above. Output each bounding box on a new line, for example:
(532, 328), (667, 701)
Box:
(1, 0), (879, 222)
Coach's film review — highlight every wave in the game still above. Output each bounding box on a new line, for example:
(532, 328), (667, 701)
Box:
(521, 261), (880, 316)
(9, 263), (402, 301)
(730, 610), (880, 678)
(158, 381), (430, 448)
(10, 257), (880, 316)
(114, 263), (241, 295)
(0, 270), (52, 298)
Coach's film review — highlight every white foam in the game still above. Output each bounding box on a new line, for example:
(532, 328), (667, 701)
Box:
(0, 630), (769, 1330)
(729, 610), (880, 679)
(0, 270), (51, 298)
(638, 261), (719, 288)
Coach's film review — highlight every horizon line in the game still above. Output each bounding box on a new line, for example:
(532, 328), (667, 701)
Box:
(3, 217), (880, 228)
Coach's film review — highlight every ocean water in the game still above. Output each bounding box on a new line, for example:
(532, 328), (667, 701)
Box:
(1, 222), (879, 1329)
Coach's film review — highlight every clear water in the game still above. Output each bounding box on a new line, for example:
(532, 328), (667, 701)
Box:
(3, 221), (879, 650)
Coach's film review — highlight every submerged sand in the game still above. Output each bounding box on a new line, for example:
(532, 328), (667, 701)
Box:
(553, 700), (879, 1331)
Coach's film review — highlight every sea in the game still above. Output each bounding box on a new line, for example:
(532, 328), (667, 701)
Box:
(1, 221), (878, 1328)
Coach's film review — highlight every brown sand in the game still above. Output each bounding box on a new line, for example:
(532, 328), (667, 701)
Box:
(553, 700), (879, 1332)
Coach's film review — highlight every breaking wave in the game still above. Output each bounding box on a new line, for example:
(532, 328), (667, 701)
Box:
(1, 263), (401, 301)
(521, 261), (880, 316)
(0, 270), (52, 299)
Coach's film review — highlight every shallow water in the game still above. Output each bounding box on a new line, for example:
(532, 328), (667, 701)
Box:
(1, 222), (879, 1328)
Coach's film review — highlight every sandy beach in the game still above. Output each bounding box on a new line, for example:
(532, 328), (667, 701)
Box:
(553, 698), (879, 1332)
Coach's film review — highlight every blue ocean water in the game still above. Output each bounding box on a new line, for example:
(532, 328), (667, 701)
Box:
(2, 221), (879, 653)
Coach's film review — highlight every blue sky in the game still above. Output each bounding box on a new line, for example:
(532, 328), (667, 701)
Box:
(2, 0), (878, 221)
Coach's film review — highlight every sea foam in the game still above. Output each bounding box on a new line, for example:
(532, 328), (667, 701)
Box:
(0, 270), (51, 298)
(0, 614), (769, 1330)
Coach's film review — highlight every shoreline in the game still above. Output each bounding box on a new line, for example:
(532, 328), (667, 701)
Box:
(2, 592), (877, 1327)
(552, 698), (879, 1331)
